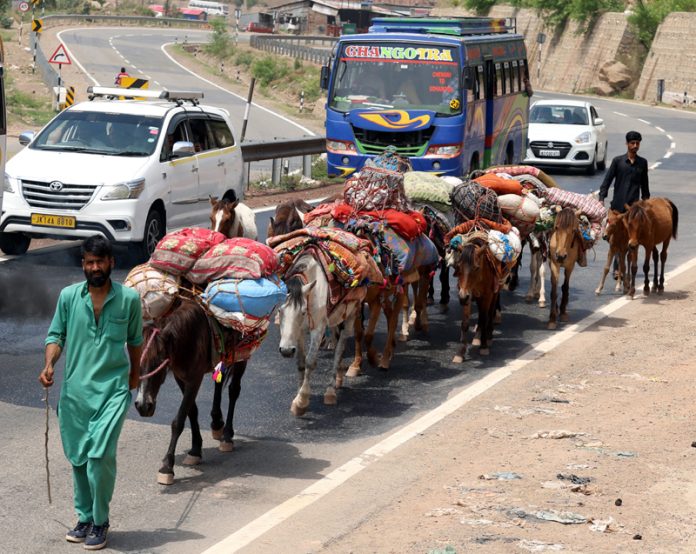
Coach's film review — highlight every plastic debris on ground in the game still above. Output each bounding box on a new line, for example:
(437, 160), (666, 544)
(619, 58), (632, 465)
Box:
(479, 472), (523, 480)
(460, 518), (494, 526)
(530, 430), (586, 439)
(534, 510), (588, 524)
(556, 473), (591, 484)
(589, 516), (616, 533)
(518, 539), (565, 552)
(428, 545), (457, 554)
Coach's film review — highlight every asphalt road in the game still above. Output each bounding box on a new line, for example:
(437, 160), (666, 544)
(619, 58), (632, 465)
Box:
(1, 73), (695, 553)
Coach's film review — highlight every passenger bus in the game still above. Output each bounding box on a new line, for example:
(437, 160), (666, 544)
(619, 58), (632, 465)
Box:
(0, 38), (6, 216)
(187, 0), (228, 17)
(321, 17), (532, 177)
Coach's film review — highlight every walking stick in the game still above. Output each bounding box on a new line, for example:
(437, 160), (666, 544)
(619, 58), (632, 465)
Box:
(42, 387), (52, 505)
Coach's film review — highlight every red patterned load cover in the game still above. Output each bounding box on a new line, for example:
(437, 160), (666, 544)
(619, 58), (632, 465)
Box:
(543, 187), (607, 223)
(186, 238), (279, 284)
(150, 228), (227, 275)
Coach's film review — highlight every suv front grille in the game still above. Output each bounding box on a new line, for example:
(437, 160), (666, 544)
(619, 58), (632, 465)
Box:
(21, 180), (98, 211)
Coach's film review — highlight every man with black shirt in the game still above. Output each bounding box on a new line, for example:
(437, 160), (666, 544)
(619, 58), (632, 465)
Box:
(598, 130), (651, 276)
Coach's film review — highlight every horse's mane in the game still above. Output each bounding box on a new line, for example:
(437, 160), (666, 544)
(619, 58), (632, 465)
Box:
(217, 198), (236, 211)
(286, 262), (309, 307)
(459, 243), (478, 267)
(627, 202), (648, 226)
(163, 299), (209, 344)
(554, 207), (577, 230)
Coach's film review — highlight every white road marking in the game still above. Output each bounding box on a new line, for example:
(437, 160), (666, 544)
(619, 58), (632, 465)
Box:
(655, 126), (665, 132)
(670, 142), (676, 149)
(160, 42), (316, 136)
(201, 256), (696, 554)
(613, 111), (627, 116)
(650, 162), (661, 170)
(667, 134), (673, 140)
(664, 151), (673, 159)
(638, 118), (651, 125)
(57, 29), (100, 86)
(123, 59), (130, 64)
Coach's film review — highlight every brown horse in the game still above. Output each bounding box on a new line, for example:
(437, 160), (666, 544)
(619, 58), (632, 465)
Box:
(548, 207), (585, 330)
(625, 198), (678, 297)
(595, 209), (630, 296)
(135, 298), (249, 484)
(209, 196), (258, 240)
(267, 199), (314, 238)
(446, 235), (503, 362)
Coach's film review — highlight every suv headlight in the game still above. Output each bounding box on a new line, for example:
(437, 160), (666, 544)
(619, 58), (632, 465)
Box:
(3, 173), (16, 194)
(574, 131), (592, 144)
(101, 178), (145, 200)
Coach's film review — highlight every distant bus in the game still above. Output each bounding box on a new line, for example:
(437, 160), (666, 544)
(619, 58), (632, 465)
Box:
(187, 0), (228, 17)
(0, 38), (6, 216)
(321, 17), (531, 177)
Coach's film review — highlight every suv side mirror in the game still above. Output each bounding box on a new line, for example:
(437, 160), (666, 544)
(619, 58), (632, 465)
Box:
(171, 141), (195, 158)
(594, 117), (604, 126)
(19, 131), (35, 146)
(320, 66), (330, 91)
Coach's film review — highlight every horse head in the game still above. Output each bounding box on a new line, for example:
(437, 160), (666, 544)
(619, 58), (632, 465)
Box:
(268, 201), (306, 239)
(135, 324), (169, 417)
(210, 196), (239, 237)
(550, 207), (581, 263)
(447, 238), (486, 302)
(603, 209), (628, 246)
(278, 263), (317, 357)
(625, 201), (649, 250)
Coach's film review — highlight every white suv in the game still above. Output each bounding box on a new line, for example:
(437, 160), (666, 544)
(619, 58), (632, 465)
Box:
(1, 87), (243, 257)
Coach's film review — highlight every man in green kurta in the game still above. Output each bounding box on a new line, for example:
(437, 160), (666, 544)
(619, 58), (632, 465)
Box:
(39, 235), (143, 551)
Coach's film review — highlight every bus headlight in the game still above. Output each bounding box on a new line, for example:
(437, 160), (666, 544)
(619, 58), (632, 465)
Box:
(101, 178), (145, 200)
(3, 174), (16, 194)
(425, 144), (462, 159)
(326, 139), (356, 154)
(574, 131), (592, 144)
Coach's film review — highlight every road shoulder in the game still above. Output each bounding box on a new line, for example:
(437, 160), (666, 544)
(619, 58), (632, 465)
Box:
(242, 264), (696, 553)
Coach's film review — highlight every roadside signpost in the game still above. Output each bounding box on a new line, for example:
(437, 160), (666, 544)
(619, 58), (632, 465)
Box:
(48, 43), (72, 110)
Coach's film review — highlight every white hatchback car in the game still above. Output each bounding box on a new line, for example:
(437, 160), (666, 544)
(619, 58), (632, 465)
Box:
(1, 87), (243, 257)
(524, 99), (608, 175)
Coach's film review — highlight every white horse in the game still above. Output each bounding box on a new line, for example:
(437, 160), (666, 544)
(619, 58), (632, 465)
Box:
(524, 232), (548, 308)
(278, 251), (366, 416)
(209, 196), (258, 240)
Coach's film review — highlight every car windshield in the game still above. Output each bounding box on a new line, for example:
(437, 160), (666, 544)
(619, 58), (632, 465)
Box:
(329, 42), (461, 116)
(530, 105), (589, 125)
(31, 110), (164, 156)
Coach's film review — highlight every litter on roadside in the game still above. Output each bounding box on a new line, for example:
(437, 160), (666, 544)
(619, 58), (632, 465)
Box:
(534, 510), (588, 524)
(518, 539), (565, 552)
(531, 395), (570, 404)
(480, 472), (523, 480)
(589, 516), (616, 533)
(556, 473), (591, 484)
(531, 430), (586, 439)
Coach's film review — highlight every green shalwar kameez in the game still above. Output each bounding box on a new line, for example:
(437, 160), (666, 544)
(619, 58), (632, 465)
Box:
(46, 281), (143, 526)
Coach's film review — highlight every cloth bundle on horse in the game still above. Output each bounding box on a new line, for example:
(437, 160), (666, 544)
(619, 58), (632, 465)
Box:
(127, 228), (285, 484)
(268, 226), (380, 415)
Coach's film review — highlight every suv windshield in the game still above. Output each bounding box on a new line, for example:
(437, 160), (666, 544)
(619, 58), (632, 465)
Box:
(530, 104), (588, 125)
(31, 110), (164, 156)
(329, 43), (460, 116)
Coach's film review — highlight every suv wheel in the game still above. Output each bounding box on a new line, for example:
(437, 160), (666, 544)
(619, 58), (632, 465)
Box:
(585, 148), (598, 176)
(597, 142), (608, 171)
(0, 232), (31, 256)
(129, 209), (164, 262)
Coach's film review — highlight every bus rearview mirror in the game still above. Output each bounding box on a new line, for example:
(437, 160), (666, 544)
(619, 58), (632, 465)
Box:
(320, 66), (330, 90)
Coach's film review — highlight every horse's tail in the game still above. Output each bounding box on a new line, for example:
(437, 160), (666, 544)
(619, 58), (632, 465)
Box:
(668, 200), (679, 239)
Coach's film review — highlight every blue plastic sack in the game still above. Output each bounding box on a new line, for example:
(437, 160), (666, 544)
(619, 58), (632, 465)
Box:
(203, 277), (287, 319)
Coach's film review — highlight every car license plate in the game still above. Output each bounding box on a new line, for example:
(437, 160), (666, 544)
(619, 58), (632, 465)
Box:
(539, 149), (560, 157)
(31, 213), (76, 229)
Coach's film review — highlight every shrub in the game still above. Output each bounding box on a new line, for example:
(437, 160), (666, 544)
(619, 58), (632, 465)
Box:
(251, 56), (289, 87)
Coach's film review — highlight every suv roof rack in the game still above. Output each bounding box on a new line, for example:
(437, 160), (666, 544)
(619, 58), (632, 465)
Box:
(86, 86), (204, 104)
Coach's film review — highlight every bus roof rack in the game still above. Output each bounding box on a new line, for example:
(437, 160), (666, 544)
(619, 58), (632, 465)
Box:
(369, 17), (517, 36)
(86, 87), (204, 103)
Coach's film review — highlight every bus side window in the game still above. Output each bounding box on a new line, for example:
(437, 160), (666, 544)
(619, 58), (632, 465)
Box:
(495, 63), (504, 96)
(476, 65), (484, 100)
(511, 61), (519, 93)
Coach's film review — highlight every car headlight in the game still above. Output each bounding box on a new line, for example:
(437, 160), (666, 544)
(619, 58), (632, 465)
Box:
(425, 144), (462, 158)
(101, 178), (145, 200)
(3, 173), (16, 194)
(574, 131), (592, 144)
(326, 139), (356, 154)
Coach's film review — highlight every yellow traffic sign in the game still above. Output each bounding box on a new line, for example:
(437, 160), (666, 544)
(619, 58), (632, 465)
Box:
(65, 86), (75, 108)
(31, 0), (40, 4)
(32, 19), (42, 33)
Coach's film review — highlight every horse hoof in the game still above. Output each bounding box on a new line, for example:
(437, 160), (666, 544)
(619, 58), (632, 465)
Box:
(324, 392), (337, 405)
(157, 472), (175, 485)
(182, 455), (202, 466)
(438, 304), (449, 314)
(290, 403), (307, 417)
(378, 360), (391, 371)
(539, 301), (546, 309)
(211, 428), (223, 441)
(479, 348), (490, 356)
(560, 313), (569, 322)
(452, 354), (464, 364)
(657, 287), (665, 295)
(218, 440), (234, 453)
(346, 363), (362, 377)
(397, 333), (409, 342)
(547, 322), (557, 330)
(472, 337), (481, 347)
(595, 288), (602, 295)
(494, 313), (502, 325)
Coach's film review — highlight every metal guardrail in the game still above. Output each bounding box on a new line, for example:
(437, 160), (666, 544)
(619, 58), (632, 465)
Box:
(249, 35), (337, 65)
(241, 136), (326, 185)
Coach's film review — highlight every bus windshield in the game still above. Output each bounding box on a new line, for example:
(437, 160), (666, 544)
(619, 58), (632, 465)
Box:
(329, 43), (461, 116)
(31, 111), (164, 156)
